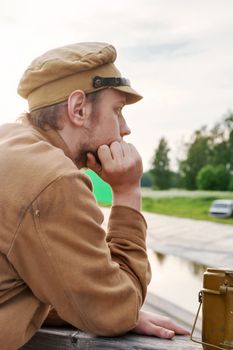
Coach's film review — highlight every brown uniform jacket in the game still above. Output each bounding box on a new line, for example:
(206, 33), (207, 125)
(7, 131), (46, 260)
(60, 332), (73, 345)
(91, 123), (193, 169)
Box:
(0, 118), (151, 350)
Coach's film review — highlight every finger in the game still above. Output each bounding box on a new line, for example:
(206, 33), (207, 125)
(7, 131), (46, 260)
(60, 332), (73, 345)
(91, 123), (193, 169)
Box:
(120, 140), (129, 157)
(173, 324), (190, 335)
(153, 326), (175, 339)
(128, 142), (140, 158)
(162, 320), (190, 335)
(97, 145), (113, 164)
(135, 322), (175, 339)
(151, 317), (190, 335)
(110, 141), (124, 159)
(86, 153), (102, 175)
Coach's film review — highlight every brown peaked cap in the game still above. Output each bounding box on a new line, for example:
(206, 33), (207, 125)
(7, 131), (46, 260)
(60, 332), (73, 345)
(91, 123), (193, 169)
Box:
(18, 42), (142, 111)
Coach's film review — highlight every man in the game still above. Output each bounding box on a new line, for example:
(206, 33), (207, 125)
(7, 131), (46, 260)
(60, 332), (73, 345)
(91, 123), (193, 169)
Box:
(0, 42), (188, 349)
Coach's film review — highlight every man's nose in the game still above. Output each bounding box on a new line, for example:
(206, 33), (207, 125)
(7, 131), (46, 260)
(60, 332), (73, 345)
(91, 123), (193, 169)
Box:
(120, 118), (131, 137)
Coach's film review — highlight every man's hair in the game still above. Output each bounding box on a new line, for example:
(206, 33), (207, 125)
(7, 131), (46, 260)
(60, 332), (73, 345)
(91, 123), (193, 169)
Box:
(22, 90), (102, 130)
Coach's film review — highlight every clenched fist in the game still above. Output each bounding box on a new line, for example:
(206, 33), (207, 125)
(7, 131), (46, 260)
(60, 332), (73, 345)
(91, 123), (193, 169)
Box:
(86, 141), (143, 210)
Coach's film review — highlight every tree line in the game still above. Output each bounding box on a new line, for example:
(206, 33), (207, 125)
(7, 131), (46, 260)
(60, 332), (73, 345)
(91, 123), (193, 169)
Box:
(142, 111), (233, 191)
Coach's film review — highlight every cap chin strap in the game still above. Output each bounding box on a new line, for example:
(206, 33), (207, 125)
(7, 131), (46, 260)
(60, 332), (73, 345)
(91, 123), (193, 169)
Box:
(93, 76), (130, 89)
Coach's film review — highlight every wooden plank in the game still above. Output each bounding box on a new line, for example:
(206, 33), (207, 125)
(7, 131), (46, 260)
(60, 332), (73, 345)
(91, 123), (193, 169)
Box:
(20, 294), (202, 349)
(20, 328), (74, 350)
(21, 327), (202, 350)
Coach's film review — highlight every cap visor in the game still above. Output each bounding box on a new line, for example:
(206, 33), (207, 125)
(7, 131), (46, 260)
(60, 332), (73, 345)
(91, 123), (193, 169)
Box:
(112, 86), (143, 104)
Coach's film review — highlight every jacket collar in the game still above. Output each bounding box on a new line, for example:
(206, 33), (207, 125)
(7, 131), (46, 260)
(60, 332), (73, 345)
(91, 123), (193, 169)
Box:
(21, 114), (77, 167)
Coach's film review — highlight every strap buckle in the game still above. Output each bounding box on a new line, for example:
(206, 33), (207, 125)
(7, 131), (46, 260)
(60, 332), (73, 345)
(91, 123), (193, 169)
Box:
(93, 76), (131, 89)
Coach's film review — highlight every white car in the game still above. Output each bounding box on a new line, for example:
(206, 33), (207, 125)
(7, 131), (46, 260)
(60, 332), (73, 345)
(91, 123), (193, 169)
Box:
(209, 199), (233, 218)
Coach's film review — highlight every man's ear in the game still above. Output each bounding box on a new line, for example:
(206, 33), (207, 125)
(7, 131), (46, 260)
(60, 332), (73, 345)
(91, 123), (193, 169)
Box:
(67, 90), (87, 126)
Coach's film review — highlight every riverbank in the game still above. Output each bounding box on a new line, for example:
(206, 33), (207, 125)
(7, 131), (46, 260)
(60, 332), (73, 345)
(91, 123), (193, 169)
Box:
(142, 189), (233, 225)
(141, 188), (233, 199)
(86, 170), (233, 224)
(101, 207), (233, 269)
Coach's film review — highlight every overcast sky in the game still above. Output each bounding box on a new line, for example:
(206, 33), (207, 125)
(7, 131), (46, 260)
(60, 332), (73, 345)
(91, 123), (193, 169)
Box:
(1, 0), (233, 170)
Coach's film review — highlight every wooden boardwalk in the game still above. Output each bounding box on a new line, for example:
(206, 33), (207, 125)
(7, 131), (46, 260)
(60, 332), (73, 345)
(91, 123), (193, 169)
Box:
(101, 207), (233, 268)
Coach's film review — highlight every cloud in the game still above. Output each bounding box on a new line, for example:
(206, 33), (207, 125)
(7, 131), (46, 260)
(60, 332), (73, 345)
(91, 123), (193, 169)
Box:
(121, 41), (194, 62)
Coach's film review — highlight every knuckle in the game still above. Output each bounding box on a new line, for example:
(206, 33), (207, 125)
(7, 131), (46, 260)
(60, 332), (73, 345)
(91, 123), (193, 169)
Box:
(116, 163), (125, 174)
(98, 145), (108, 154)
(104, 164), (114, 173)
(156, 326), (164, 337)
(111, 141), (120, 149)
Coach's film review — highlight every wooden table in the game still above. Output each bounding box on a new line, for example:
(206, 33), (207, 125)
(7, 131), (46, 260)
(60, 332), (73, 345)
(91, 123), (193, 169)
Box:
(21, 327), (202, 350)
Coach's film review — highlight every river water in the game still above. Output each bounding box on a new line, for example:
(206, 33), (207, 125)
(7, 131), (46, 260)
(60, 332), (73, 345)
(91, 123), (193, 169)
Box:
(147, 250), (207, 314)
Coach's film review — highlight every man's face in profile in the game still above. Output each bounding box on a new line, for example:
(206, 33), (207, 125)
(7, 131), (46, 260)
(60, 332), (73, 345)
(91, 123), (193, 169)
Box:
(77, 89), (131, 168)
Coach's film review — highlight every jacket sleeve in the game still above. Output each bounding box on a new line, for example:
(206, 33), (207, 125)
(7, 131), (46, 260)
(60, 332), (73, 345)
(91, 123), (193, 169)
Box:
(8, 172), (151, 336)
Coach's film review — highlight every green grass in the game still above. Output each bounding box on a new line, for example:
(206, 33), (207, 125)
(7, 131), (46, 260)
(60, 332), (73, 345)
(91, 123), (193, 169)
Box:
(84, 171), (233, 224)
(142, 196), (233, 225)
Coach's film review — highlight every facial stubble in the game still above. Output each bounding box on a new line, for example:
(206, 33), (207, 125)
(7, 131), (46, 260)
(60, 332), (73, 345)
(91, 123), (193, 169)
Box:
(74, 105), (101, 169)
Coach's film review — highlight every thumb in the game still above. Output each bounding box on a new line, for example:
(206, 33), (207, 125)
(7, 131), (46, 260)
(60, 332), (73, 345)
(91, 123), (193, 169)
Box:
(86, 153), (102, 175)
